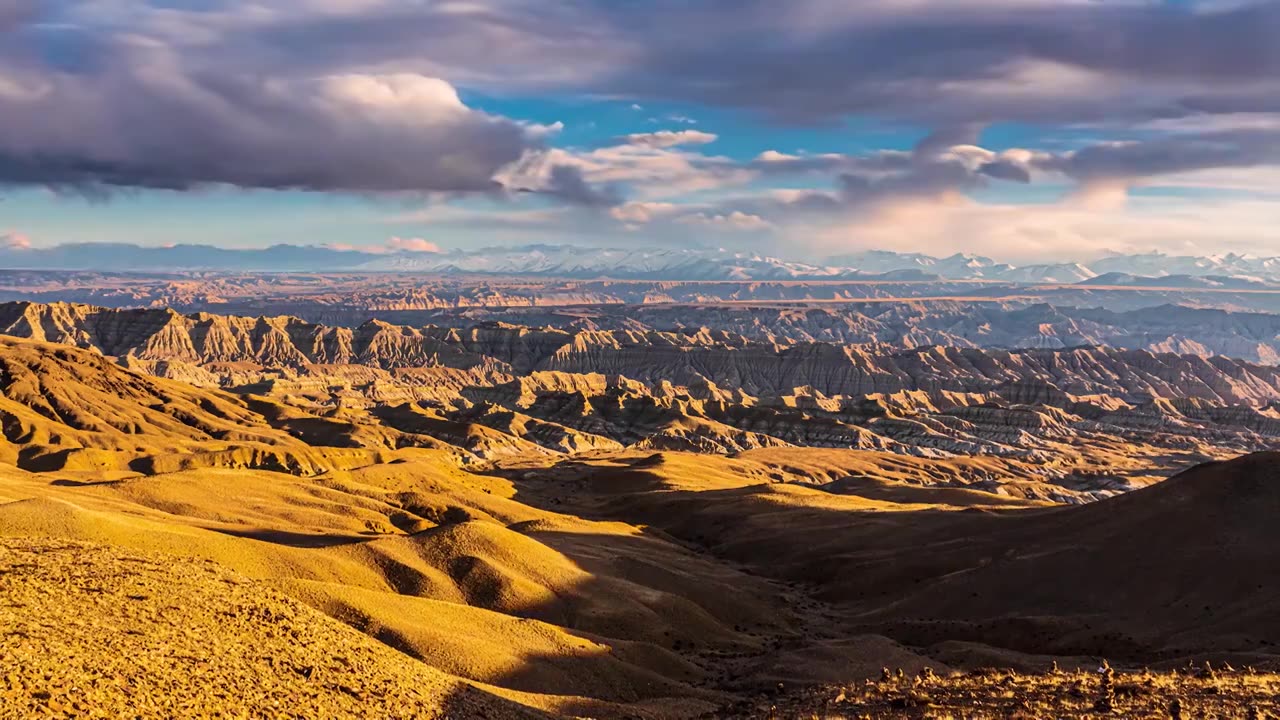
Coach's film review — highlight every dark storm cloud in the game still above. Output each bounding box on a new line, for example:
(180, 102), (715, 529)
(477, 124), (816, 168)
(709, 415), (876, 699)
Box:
(0, 0), (35, 29)
(978, 160), (1033, 184)
(609, 1), (1280, 124)
(50, 1), (1280, 126)
(0, 16), (539, 195)
(539, 165), (624, 208)
(1035, 129), (1280, 182)
(220, 0), (1277, 125)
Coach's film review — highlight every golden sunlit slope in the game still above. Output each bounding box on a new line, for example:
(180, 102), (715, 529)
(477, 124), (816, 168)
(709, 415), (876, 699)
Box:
(0, 339), (795, 717)
(0, 537), (548, 720)
(0, 460), (777, 716)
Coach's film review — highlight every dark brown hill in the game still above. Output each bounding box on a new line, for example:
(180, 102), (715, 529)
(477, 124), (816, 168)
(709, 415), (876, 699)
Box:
(530, 451), (1280, 666)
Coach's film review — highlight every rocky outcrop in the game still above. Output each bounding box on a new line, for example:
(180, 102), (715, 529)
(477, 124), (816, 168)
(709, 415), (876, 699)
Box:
(0, 302), (507, 373)
(1, 302), (1278, 469)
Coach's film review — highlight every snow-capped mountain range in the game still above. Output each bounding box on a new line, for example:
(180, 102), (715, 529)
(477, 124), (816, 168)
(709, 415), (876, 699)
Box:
(825, 250), (1280, 284)
(371, 246), (1280, 284)
(3, 241), (1280, 285)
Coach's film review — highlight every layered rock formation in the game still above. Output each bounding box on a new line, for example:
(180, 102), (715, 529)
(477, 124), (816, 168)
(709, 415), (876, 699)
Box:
(1, 301), (1277, 500)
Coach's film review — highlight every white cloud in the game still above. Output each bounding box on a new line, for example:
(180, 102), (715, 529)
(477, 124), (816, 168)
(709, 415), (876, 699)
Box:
(619, 130), (718, 148)
(678, 211), (772, 231)
(500, 142), (753, 199)
(326, 236), (442, 253)
(802, 194), (1280, 263)
(385, 236), (442, 253)
(1, 230), (32, 250)
(609, 202), (679, 223)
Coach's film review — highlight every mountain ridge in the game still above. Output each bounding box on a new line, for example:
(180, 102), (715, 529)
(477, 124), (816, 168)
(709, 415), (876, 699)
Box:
(8, 242), (1280, 284)
(7, 300), (1280, 406)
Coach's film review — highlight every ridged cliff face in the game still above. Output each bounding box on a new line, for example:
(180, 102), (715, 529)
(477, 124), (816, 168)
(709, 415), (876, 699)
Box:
(2, 301), (1278, 493)
(0, 302), (504, 372)
(7, 301), (1280, 405)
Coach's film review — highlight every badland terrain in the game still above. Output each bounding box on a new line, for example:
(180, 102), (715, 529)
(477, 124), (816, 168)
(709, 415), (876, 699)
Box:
(2, 264), (1279, 718)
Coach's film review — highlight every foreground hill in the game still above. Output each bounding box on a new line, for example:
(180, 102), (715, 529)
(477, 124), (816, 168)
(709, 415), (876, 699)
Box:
(0, 537), (546, 719)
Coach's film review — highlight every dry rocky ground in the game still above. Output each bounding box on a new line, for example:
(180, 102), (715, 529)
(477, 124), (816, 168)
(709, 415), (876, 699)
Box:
(8, 536), (1280, 719)
(720, 666), (1280, 719)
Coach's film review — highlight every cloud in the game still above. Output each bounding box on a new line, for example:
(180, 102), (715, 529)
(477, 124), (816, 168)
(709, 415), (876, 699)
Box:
(677, 211), (771, 231)
(422, 123), (1280, 257)
(617, 130), (718, 148)
(914, 124), (986, 158)
(978, 159), (1033, 183)
(0, 0), (35, 29)
(8, 1), (1280, 198)
(803, 194), (1280, 264)
(735, 142), (1031, 220)
(23, 0), (1280, 132)
(1033, 129), (1280, 184)
(534, 164), (624, 207)
(0, 12), (540, 196)
(325, 237), (442, 254)
(611, 1), (1280, 126)
(609, 202), (679, 224)
(750, 129), (1280, 202)
(6, 0), (1280, 262)
(183, 0), (1278, 127)
(1, 230), (31, 249)
(385, 236), (441, 253)
(501, 141), (752, 200)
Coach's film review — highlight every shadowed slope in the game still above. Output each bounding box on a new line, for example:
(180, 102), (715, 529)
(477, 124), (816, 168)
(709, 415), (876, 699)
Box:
(512, 451), (1280, 666)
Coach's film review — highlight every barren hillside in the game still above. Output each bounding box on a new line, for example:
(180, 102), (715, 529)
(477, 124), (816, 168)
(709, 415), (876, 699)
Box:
(2, 333), (1279, 717)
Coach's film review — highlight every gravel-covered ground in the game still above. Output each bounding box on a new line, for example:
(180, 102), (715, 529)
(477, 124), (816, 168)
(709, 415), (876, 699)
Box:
(713, 665), (1280, 719)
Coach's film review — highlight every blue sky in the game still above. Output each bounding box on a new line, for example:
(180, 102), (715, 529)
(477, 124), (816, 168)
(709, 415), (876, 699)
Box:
(2, 0), (1279, 262)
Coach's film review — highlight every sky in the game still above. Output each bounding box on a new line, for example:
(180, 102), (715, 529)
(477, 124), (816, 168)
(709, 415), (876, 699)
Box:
(1, 0), (1280, 263)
